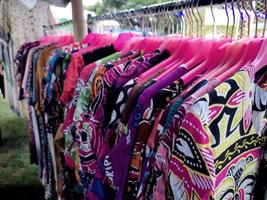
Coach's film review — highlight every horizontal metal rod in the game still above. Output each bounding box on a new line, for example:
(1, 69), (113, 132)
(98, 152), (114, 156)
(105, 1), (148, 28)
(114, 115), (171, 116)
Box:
(43, 20), (73, 30)
(87, 0), (237, 22)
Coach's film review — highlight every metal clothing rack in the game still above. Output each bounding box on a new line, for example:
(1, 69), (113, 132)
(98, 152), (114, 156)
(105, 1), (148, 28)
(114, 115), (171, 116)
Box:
(87, 0), (237, 23)
(43, 20), (73, 35)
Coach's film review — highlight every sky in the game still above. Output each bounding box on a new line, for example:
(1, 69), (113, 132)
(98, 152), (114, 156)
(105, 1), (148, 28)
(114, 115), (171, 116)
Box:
(50, 0), (101, 20)
(83, 0), (101, 7)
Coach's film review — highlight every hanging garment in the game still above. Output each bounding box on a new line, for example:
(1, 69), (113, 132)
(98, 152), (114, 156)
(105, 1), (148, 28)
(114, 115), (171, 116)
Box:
(0, 0), (54, 52)
(60, 45), (117, 106)
(87, 50), (170, 199)
(15, 32), (267, 200)
(163, 65), (266, 200)
(0, 63), (5, 98)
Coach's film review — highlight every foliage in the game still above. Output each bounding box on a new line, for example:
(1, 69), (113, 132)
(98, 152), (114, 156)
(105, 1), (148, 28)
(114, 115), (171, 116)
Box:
(0, 97), (43, 199)
(85, 0), (171, 15)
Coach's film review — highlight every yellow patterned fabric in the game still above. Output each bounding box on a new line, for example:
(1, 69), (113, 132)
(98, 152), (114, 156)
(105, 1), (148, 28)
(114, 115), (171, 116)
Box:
(169, 65), (266, 200)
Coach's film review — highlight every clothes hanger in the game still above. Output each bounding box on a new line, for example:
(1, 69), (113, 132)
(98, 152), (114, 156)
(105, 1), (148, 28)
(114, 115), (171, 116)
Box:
(230, 0), (236, 40)
(196, 0), (203, 37)
(182, 0), (242, 84)
(210, 0), (216, 38)
(132, 11), (152, 51)
(237, 0), (244, 39)
(183, 0), (215, 64)
(191, 0), (199, 37)
(182, 0), (217, 68)
(262, 0), (267, 38)
(233, 0), (264, 65)
(219, 38), (263, 81)
(210, 0), (244, 70)
(189, 0), (194, 36)
(178, 1), (185, 37)
(250, 0), (258, 38)
(137, 2), (189, 81)
(71, 34), (115, 57)
(185, 1), (191, 37)
(137, 2), (194, 83)
(180, 39), (229, 84)
(82, 33), (100, 44)
(241, 0), (250, 38)
(151, 4), (207, 82)
(180, 0), (230, 85)
(209, 0), (264, 81)
(252, 38), (267, 72)
(225, 0), (230, 38)
(169, 3), (176, 34)
(251, 0), (267, 72)
(113, 32), (137, 51)
(119, 37), (144, 55)
(229, 0), (263, 67)
(166, 4), (173, 35)
(142, 8), (163, 53)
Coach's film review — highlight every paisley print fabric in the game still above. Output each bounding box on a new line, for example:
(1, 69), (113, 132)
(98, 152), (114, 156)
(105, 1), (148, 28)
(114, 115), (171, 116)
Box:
(124, 79), (184, 199)
(169, 65), (266, 200)
(105, 66), (187, 199)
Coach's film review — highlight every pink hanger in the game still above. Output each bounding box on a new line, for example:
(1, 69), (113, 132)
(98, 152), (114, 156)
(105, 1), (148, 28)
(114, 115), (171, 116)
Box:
(183, 38), (214, 69)
(251, 38), (267, 72)
(154, 38), (213, 81)
(120, 37), (144, 55)
(232, 38), (263, 69)
(197, 39), (245, 82)
(82, 33), (100, 44)
(137, 37), (185, 81)
(158, 35), (180, 54)
(85, 34), (115, 52)
(181, 39), (230, 84)
(134, 37), (150, 52)
(113, 32), (137, 51)
(142, 37), (163, 53)
(210, 38), (263, 84)
(209, 36), (259, 81)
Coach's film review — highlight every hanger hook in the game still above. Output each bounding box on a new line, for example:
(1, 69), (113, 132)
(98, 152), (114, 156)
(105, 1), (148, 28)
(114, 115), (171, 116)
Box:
(263, 0), (267, 37)
(186, 0), (192, 36)
(179, 1), (185, 37)
(241, 0), (250, 37)
(126, 13), (134, 33)
(191, 0), (199, 37)
(237, 0), (243, 39)
(187, 0), (192, 36)
(156, 5), (161, 35)
(180, 1), (186, 37)
(189, 0), (196, 36)
(231, 0), (236, 40)
(249, 0), (258, 38)
(166, 3), (174, 34)
(146, 8), (152, 34)
(144, 9), (150, 34)
(148, 7), (154, 36)
(189, 0), (194, 36)
(210, 0), (215, 38)
(225, 0), (229, 38)
(171, 3), (176, 34)
(164, 4), (171, 35)
(196, 0), (203, 37)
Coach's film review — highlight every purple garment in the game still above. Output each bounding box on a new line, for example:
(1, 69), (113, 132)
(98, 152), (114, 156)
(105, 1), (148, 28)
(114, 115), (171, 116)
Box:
(112, 49), (170, 89)
(104, 66), (187, 199)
